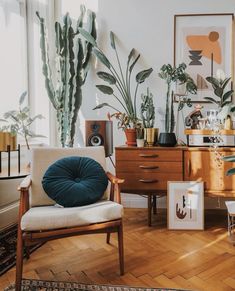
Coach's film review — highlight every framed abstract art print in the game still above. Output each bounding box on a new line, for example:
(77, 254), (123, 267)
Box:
(168, 181), (204, 230)
(174, 13), (234, 103)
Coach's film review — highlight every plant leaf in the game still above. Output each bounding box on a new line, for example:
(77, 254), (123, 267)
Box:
(222, 155), (235, 162)
(93, 48), (111, 69)
(204, 97), (219, 105)
(78, 27), (97, 47)
(110, 31), (116, 49)
(223, 90), (233, 103)
(19, 91), (27, 105)
(222, 77), (231, 90)
(93, 103), (111, 110)
(128, 48), (135, 63)
(129, 54), (140, 74)
(96, 85), (113, 95)
(136, 68), (153, 84)
(97, 71), (116, 84)
(214, 87), (223, 98)
(206, 76), (220, 87)
(226, 168), (235, 176)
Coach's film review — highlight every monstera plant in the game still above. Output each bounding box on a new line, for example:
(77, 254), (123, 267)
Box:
(158, 63), (197, 146)
(78, 29), (153, 130)
(36, 5), (96, 147)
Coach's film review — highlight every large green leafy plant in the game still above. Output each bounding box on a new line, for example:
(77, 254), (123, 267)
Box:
(204, 76), (235, 120)
(36, 5), (96, 147)
(79, 29), (153, 128)
(2, 91), (45, 150)
(158, 63), (197, 133)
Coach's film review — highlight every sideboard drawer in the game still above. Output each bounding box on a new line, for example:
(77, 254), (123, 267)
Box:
(117, 161), (182, 173)
(117, 172), (183, 191)
(116, 149), (182, 162)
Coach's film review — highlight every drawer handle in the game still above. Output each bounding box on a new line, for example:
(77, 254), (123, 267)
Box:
(139, 165), (159, 169)
(139, 154), (158, 158)
(139, 179), (158, 183)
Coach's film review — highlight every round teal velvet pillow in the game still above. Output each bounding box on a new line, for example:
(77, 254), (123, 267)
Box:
(42, 156), (108, 207)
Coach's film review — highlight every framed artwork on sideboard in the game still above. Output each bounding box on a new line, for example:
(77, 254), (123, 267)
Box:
(174, 13), (234, 103)
(167, 181), (204, 230)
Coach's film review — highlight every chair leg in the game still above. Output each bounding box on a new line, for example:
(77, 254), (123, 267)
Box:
(106, 232), (111, 244)
(15, 227), (24, 291)
(117, 221), (124, 275)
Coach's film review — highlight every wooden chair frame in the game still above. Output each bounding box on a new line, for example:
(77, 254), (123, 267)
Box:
(15, 172), (124, 291)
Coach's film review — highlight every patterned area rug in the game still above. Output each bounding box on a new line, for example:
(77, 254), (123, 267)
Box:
(0, 225), (43, 276)
(4, 279), (193, 291)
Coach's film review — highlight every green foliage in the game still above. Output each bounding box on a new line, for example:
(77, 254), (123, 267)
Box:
(36, 5), (96, 147)
(159, 63), (197, 133)
(140, 88), (155, 128)
(1, 91), (45, 150)
(79, 29), (153, 128)
(222, 155), (235, 176)
(204, 76), (234, 110)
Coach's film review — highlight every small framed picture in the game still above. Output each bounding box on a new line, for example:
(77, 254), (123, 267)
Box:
(167, 181), (204, 230)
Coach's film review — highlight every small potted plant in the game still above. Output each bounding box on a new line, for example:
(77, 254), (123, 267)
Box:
(136, 126), (145, 147)
(2, 91), (45, 151)
(140, 88), (157, 146)
(158, 63), (197, 146)
(0, 119), (16, 151)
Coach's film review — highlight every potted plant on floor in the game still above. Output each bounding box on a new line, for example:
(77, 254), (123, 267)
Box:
(158, 63), (197, 146)
(140, 88), (157, 146)
(37, 5), (96, 147)
(78, 29), (153, 146)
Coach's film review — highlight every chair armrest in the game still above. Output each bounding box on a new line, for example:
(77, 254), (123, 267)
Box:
(18, 175), (32, 191)
(17, 175), (32, 216)
(106, 172), (124, 184)
(106, 172), (124, 204)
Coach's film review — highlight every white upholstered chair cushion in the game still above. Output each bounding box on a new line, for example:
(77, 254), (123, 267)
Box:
(30, 147), (108, 207)
(21, 201), (124, 231)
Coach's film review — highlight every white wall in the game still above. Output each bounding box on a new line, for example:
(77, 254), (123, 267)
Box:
(61, 0), (235, 209)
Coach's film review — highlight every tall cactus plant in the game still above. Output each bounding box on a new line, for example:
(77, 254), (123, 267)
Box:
(36, 5), (96, 147)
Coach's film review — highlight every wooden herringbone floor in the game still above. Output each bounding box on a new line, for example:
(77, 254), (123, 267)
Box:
(1, 208), (235, 291)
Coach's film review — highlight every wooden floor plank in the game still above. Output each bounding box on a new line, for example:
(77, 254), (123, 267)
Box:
(1, 208), (235, 291)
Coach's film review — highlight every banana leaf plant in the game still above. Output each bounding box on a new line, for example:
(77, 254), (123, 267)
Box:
(159, 63), (197, 133)
(204, 76), (235, 120)
(78, 29), (153, 129)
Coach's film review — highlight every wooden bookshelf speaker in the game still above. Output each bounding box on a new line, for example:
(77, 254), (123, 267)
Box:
(85, 120), (113, 157)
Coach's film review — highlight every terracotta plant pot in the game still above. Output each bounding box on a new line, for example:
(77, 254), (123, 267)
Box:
(124, 128), (137, 146)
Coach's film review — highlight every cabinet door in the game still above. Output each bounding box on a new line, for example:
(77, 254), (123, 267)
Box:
(184, 150), (235, 193)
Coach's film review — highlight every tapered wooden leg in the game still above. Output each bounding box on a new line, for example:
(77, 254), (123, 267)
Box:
(117, 221), (124, 275)
(106, 232), (111, 244)
(15, 227), (23, 291)
(148, 194), (152, 226)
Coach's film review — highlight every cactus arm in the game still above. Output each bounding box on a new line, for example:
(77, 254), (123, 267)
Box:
(36, 13), (59, 110)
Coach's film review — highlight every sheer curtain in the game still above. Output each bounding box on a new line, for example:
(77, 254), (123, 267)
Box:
(0, 0), (27, 117)
(26, 0), (56, 146)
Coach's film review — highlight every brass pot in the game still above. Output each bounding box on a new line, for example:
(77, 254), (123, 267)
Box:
(144, 128), (158, 146)
(0, 132), (17, 151)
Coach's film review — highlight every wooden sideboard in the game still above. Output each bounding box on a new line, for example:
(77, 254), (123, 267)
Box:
(115, 146), (235, 226)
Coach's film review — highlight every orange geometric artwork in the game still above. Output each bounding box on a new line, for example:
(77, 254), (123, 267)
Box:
(186, 31), (222, 64)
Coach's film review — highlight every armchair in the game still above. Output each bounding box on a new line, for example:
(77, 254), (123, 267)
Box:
(15, 147), (124, 291)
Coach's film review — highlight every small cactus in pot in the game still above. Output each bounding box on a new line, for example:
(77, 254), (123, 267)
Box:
(140, 88), (157, 146)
